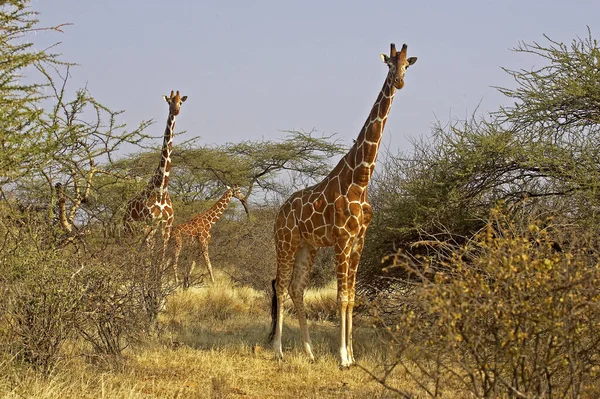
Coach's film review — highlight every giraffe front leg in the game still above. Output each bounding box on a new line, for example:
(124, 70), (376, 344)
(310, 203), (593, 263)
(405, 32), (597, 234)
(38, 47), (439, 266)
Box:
(346, 207), (372, 365)
(200, 241), (215, 284)
(272, 250), (295, 362)
(338, 291), (350, 369)
(346, 239), (363, 366)
(335, 237), (353, 368)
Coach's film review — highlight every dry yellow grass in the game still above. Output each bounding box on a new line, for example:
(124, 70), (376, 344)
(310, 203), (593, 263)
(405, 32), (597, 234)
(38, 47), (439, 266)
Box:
(0, 273), (464, 398)
(298, 280), (338, 321)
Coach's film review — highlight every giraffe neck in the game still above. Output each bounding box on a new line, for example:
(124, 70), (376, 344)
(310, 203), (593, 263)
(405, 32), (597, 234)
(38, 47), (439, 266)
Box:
(201, 190), (233, 226)
(333, 74), (396, 188)
(147, 111), (177, 196)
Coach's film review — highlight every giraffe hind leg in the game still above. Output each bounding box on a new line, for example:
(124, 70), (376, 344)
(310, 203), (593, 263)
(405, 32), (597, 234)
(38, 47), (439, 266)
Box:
(271, 249), (295, 362)
(289, 242), (317, 362)
(200, 241), (215, 284)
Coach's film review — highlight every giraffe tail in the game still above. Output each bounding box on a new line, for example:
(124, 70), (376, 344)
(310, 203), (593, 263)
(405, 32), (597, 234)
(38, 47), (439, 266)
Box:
(268, 278), (277, 342)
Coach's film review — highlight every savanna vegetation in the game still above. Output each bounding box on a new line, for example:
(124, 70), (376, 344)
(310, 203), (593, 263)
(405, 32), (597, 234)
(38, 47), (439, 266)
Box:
(1, 1), (600, 397)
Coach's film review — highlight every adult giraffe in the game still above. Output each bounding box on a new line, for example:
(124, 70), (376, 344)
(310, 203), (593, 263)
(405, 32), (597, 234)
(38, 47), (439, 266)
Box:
(270, 43), (417, 368)
(170, 185), (249, 286)
(123, 90), (187, 262)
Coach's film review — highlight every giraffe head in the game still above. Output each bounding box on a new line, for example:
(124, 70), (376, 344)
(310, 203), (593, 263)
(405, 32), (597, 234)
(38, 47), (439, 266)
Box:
(231, 184), (249, 215)
(380, 43), (417, 90)
(163, 90), (188, 116)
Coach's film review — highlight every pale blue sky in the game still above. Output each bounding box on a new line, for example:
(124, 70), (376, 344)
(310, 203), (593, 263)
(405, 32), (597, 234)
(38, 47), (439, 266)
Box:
(32, 0), (600, 153)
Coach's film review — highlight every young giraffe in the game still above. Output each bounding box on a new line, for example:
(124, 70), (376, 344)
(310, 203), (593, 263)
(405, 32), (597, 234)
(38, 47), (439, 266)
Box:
(123, 90), (187, 261)
(270, 43), (417, 368)
(170, 185), (248, 286)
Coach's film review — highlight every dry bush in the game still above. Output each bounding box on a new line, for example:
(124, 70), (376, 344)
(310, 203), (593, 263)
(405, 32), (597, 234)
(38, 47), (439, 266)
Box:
(371, 208), (600, 398)
(0, 207), (171, 371)
(0, 213), (82, 374)
(73, 256), (148, 359)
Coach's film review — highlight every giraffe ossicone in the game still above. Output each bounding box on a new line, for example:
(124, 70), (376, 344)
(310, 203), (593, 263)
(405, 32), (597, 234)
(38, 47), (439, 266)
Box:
(270, 43), (417, 368)
(123, 90), (187, 262)
(169, 185), (248, 286)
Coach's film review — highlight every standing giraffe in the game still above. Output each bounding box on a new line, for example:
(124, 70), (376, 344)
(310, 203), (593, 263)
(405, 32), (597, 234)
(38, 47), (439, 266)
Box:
(170, 185), (248, 286)
(270, 43), (417, 367)
(123, 90), (187, 261)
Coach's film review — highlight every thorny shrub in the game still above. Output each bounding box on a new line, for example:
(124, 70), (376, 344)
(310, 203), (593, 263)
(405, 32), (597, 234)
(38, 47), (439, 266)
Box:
(370, 208), (600, 398)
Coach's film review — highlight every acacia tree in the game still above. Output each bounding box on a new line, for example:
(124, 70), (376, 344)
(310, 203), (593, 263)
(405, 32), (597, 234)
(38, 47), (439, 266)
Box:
(174, 130), (345, 201)
(223, 130), (346, 199)
(1, 2), (151, 243)
(112, 130), (345, 219)
(33, 67), (151, 241)
(0, 1), (155, 370)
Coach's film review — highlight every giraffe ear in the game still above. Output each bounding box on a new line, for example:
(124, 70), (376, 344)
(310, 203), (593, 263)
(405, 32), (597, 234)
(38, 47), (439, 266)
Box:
(163, 95), (169, 102)
(380, 54), (390, 64)
(181, 96), (188, 102)
(407, 57), (417, 66)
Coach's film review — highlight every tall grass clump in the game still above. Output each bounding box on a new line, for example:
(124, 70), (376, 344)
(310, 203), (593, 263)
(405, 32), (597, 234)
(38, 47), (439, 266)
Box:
(162, 277), (266, 325)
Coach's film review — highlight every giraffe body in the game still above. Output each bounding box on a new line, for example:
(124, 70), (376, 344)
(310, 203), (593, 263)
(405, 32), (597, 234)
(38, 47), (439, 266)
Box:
(123, 90), (187, 260)
(170, 185), (247, 286)
(270, 43), (417, 367)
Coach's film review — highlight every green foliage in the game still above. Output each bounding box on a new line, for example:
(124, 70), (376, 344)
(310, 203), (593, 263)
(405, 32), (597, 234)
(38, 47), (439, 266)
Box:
(224, 129), (345, 195)
(497, 29), (600, 131)
(360, 31), (600, 397)
(0, 1), (61, 183)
